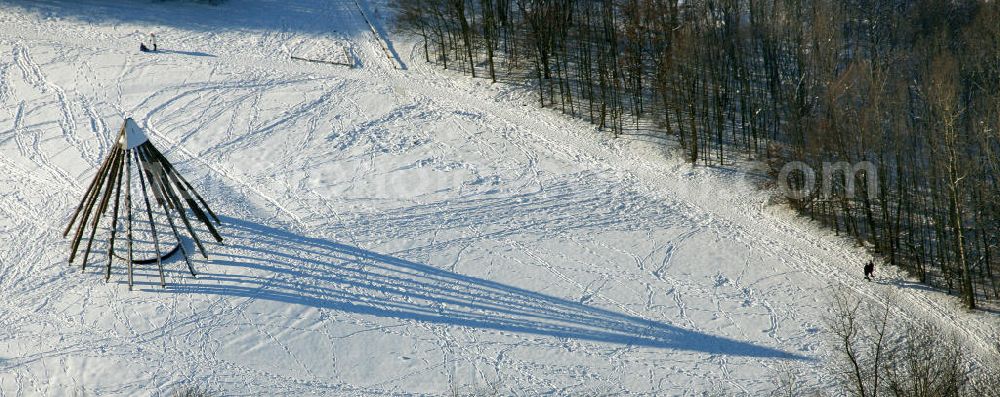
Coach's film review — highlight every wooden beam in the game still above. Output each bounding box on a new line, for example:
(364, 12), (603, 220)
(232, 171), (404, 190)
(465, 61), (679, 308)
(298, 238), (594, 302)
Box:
(138, 146), (196, 276)
(133, 150), (166, 288)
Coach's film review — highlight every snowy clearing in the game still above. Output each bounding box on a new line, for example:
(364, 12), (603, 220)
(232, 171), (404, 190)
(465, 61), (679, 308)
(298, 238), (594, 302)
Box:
(0, 0), (996, 395)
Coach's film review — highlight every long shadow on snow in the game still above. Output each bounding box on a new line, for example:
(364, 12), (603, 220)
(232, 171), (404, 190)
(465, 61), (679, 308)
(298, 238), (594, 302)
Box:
(156, 216), (806, 360)
(3, 0), (371, 37)
(153, 49), (216, 58)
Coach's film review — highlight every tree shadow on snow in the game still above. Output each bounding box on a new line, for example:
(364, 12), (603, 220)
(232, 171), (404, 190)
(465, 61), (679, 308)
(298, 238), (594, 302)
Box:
(3, 0), (372, 37)
(153, 216), (808, 360)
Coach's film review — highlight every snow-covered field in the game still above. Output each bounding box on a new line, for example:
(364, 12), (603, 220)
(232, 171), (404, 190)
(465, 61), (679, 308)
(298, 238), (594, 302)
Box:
(0, 0), (996, 395)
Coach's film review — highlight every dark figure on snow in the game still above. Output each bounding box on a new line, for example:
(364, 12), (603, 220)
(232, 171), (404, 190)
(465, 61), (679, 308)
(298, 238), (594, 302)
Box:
(864, 260), (875, 281)
(140, 43), (151, 52)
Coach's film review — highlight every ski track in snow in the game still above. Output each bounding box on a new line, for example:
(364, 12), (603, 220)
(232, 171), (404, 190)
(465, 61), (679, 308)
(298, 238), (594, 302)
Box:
(0, 0), (997, 395)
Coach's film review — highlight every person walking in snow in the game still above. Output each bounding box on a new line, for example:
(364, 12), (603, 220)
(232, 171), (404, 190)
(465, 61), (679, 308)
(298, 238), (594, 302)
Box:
(864, 260), (875, 281)
(149, 32), (157, 51)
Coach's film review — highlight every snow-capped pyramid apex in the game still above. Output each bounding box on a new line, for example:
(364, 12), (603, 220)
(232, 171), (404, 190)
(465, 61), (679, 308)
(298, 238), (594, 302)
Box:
(120, 117), (149, 149)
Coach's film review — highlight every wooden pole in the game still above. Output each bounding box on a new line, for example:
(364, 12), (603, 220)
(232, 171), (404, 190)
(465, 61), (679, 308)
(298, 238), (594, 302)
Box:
(80, 147), (124, 269)
(133, 150), (166, 288)
(138, 145), (197, 275)
(106, 145), (126, 282)
(145, 144), (221, 225)
(125, 147), (135, 290)
(63, 127), (122, 237)
(69, 147), (119, 263)
(161, 163), (223, 243)
(144, 148), (210, 259)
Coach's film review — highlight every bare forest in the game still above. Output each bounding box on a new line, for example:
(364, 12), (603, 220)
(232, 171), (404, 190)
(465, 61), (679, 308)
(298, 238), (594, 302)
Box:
(395, 0), (1000, 310)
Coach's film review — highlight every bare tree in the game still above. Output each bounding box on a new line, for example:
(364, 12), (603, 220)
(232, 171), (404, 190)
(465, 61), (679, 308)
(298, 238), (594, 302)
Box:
(825, 289), (891, 397)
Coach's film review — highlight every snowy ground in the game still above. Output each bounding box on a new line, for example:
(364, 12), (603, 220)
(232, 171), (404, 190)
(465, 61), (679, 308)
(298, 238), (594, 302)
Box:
(0, 0), (997, 395)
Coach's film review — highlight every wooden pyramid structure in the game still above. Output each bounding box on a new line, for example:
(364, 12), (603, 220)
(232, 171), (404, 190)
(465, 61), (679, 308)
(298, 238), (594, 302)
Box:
(63, 118), (222, 289)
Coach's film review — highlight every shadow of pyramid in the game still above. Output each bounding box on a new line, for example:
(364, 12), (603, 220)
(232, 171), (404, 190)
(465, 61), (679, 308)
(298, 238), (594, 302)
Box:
(154, 216), (807, 360)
